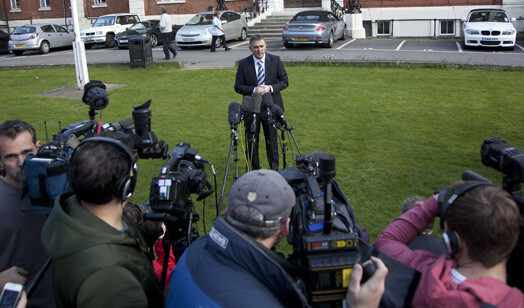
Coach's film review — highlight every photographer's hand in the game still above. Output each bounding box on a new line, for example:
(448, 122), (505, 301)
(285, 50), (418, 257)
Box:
(0, 266), (28, 289)
(346, 256), (388, 308)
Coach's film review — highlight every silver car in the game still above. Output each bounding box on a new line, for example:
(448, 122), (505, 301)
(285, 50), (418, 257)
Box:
(282, 10), (346, 48)
(175, 11), (248, 49)
(9, 24), (74, 56)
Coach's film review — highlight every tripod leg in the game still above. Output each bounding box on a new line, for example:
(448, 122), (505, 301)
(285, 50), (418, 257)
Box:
(281, 130), (287, 169)
(218, 139), (234, 214)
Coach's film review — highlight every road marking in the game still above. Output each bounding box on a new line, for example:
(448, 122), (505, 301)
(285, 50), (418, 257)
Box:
(456, 42), (463, 53)
(395, 40), (406, 51)
(517, 44), (524, 52)
(337, 39), (356, 50)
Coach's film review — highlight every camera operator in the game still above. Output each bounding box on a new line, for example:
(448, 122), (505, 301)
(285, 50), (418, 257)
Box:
(0, 120), (54, 307)
(41, 138), (164, 307)
(374, 181), (523, 307)
(166, 169), (309, 307)
(400, 195), (446, 256)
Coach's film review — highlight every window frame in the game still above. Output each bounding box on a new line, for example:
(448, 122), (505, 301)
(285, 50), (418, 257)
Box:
(10, 0), (20, 11)
(439, 20), (455, 36)
(377, 20), (391, 36)
(39, 0), (50, 8)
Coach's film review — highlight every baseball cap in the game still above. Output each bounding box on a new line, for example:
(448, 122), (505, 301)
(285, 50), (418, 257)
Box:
(226, 169), (296, 230)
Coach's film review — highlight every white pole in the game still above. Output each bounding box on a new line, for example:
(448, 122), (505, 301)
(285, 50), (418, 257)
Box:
(70, 0), (89, 90)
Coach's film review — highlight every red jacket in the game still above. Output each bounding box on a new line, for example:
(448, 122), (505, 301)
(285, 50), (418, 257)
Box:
(374, 197), (523, 307)
(153, 240), (176, 285)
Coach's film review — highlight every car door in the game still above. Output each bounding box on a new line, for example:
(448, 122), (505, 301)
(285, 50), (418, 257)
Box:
(220, 12), (234, 40)
(327, 13), (341, 39)
(53, 25), (72, 47)
(40, 25), (58, 47)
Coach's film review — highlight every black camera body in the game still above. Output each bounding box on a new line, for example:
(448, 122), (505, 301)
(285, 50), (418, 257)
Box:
(146, 142), (213, 261)
(23, 93), (167, 213)
(280, 152), (360, 307)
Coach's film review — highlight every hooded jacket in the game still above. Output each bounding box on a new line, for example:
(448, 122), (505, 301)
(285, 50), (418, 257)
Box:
(166, 217), (309, 308)
(374, 196), (523, 307)
(41, 191), (163, 308)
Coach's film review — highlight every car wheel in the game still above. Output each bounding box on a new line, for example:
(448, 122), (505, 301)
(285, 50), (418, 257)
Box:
(214, 37), (222, 49)
(504, 45), (515, 51)
(105, 34), (115, 48)
(283, 41), (293, 48)
(39, 41), (50, 54)
(84, 44), (93, 49)
(13, 50), (24, 56)
(240, 28), (247, 41)
(150, 34), (158, 47)
(324, 32), (334, 48)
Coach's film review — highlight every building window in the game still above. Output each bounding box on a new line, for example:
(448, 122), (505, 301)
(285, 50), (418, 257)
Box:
(440, 20), (455, 36)
(94, 0), (106, 5)
(40, 0), (50, 9)
(10, 0), (20, 10)
(377, 21), (390, 36)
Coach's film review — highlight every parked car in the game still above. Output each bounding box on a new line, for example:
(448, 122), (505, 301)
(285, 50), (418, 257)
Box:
(81, 14), (140, 48)
(462, 9), (516, 50)
(282, 10), (346, 48)
(0, 29), (9, 53)
(175, 10), (247, 49)
(8, 24), (74, 56)
(116, 20), (180, 48)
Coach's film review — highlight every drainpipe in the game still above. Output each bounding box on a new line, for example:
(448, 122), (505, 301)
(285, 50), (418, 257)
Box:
(2, 0), (9, 32)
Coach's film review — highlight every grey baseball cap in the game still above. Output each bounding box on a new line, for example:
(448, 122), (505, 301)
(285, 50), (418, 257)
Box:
(227, 169), (295, 230)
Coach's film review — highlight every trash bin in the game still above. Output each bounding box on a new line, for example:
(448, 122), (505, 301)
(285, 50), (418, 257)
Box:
(129, 36), (152, 69)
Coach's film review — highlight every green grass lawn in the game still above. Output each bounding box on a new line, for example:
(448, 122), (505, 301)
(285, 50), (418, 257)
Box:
(1, 63), (522, 242)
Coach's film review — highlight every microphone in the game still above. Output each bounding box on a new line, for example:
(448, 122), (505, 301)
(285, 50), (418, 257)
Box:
(252, 93), (262, 114)
(242, 95), (258, 134)
(260, 93), (273, 121)
(109, 117), (134, 131)
(241, 95), (253, 116)
(228, 101), (242, 128)
(273, 105), (290, 130)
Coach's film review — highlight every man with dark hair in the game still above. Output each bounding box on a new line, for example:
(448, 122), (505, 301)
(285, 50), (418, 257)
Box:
(0, 120), (54, 307)
(41, 138), (164, 307)
(375, 181), (523, 307)
(235, 34), (288, 170)
(166, 169), (387, 307)
(400, 195), (446, 256)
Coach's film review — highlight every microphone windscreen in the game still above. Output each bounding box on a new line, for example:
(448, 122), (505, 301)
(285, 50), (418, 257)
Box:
(260, 100), (272, 120)
(242, 95), (253, 114)
(261, 93), (273, 110)
(113, 117), (134, 130)
(273, 105), (284, 118)
(228, 102), (241, 125)
(251, 93), (262, 114)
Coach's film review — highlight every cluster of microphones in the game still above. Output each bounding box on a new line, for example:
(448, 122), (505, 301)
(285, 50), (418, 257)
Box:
(227, 93), (290, 132)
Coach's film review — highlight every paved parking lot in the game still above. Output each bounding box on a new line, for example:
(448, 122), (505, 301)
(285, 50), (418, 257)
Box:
(0, 38), (523, 69)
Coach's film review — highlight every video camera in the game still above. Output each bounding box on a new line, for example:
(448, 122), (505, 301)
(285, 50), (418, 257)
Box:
(145, 142), (215, 287)
(479, 137), (524, 291)
(280, 151), (361, 308)
(23, 80), (168, 213)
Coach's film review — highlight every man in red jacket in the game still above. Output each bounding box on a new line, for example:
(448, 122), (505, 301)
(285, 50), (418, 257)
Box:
(374, 181), (523, 307)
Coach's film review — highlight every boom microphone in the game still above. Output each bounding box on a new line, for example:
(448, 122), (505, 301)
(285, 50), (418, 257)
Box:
(228, 102), (242, 127)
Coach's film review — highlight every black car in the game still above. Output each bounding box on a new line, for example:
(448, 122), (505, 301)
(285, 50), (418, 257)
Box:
(0, 29), (9, 53)
(116, 20), (180, 48)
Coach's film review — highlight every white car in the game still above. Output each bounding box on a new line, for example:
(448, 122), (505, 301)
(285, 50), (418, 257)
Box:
(175, 11), (247, 49)
(462, 9), (516, 50)
(81, 14), (140, 48)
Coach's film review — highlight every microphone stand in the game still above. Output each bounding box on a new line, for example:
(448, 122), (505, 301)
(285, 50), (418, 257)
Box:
(218, 125), (239, 213)
(247, 113), (257, 171)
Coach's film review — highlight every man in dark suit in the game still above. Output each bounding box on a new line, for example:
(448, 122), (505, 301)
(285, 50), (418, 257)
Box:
(235, 34), (288, 171)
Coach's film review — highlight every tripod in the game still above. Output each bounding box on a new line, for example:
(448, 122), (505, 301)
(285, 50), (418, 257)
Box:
(277, 119), (302, 169)
(218, 126), (241, 214)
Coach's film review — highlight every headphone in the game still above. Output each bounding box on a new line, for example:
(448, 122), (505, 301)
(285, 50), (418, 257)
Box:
(438, 181), (495, 256)
(71, 137), (138, 202)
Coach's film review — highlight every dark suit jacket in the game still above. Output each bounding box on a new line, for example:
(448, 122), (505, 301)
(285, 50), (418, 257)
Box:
(234, 53), (289, 111)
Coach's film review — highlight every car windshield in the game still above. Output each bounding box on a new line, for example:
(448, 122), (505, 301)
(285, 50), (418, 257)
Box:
(12, 26), (36, 34)
(93, 16), (115, 27)
(186, 14), (213, 25)
(129, 22), (148, 30)
(468, 11), (509, 22)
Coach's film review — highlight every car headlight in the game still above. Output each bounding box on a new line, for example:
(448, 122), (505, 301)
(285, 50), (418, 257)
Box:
(502, 29), (515, 35)
(200, 27), (211, 36)
(465, 29), (480, 35)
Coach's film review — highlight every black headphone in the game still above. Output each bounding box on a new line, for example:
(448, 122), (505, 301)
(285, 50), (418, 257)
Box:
(71, 137), (138, 202)
(438, 181), (495, 256)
